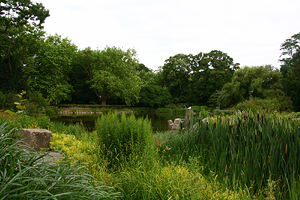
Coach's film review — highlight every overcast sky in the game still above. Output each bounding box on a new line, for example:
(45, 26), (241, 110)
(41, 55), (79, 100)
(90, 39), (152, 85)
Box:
(38, 0), (300, 70)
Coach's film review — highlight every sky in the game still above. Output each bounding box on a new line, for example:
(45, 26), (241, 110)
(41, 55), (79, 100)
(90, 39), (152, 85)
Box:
(38, 0), (300, 71)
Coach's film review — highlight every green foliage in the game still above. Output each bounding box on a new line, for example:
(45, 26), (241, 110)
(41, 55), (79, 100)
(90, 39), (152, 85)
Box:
(25, 34), (77, 104)
(280, 32), (300, 111)
(0, 123), (119, 199)
(138, 85), (171, 107)
(0, 0), (49, 93)
(0, 91), (7, 109)
(217, 65), (289, 110)
(95, 112), (152, 169)
(234, 98), (281, 112)
(77, 46), (142, 106)
(213, 109), (235, 115)
(156, 108), (173, 113)
(0, 92), (19, 111)
(190, 111), (300, 198)
(161, 50), (239, 105)
(24, 91), (50, 117)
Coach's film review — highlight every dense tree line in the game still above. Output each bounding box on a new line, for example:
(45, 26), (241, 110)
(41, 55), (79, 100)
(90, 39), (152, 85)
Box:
(0, 0), (299, 111)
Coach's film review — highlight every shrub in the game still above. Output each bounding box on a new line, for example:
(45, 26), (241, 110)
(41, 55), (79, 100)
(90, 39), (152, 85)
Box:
(213, 109), (235, 116)
(234, 97), (280, 112)
(156, 108), (173, 113)
(95, 112), (153, 169)
(24, 91), (50, 117)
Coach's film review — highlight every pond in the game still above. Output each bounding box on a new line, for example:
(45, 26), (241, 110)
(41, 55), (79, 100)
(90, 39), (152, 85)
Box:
(50, 110), (187, 132)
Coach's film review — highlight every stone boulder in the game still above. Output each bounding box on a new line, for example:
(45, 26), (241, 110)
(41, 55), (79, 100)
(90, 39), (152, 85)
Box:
(172, 118), (182, 130)
(168, 120), (174, 130)
(20, 129), (52, 151)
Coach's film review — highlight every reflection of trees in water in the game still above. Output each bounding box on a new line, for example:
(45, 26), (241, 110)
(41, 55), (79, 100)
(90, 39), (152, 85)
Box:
(51, 111), (186, 133)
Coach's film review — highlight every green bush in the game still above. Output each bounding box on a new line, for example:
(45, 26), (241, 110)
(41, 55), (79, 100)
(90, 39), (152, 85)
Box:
(213, 109), (235, 116)
(0, 123), (120, 199)
(24, 91), (51, 117)
(95, 112), (153, 169)
(234, 98), (280, 112)
(156, 108), (173, 113)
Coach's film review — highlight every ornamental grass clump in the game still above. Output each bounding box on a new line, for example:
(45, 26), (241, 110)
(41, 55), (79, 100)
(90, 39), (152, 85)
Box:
(95, 112), (153, 169)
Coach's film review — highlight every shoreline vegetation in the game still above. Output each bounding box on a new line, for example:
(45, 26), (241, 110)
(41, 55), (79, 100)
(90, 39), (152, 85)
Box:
(1, 109), (300, 199)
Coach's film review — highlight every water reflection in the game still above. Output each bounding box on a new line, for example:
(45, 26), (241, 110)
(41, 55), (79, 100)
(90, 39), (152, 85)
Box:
(50, 111), (186, 132)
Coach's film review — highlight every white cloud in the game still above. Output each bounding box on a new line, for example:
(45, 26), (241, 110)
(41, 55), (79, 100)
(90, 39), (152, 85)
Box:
(39, 0), (300, 70)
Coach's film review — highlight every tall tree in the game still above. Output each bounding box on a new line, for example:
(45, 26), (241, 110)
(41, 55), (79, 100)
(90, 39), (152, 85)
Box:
(0, 0), (49, 92)
(25, 34), (77, 104)
(75, 46), (142, 105)
(70, 47), (99, 104)
(190, 50), (239, 104)
(161, 54), (192, 103)
(280, 32), (300, 111)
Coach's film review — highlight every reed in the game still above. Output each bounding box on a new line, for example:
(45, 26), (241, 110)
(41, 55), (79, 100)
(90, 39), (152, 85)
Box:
(185, 110), (300, 197)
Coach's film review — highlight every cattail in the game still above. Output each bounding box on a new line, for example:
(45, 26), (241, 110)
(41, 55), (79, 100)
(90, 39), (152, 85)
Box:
(229, 124), (232, 133)
(255, 134), (257, 143)
(259, 130), (262, 140)
(214, 122), (216, 129)
(244, 136), (247, 147)
(257, 113), (260, 121)
(285, 143), (288, 163)
(292, 133), (295, 143)
(268, 156), (270, 164)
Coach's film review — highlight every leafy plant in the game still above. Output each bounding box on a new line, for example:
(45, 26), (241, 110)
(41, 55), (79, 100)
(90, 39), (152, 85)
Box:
(95, 112), (153, 169)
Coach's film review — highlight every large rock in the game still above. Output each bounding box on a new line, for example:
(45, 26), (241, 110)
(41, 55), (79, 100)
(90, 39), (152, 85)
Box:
(172, 118), (182, 130)
(20, 129), (52, 151)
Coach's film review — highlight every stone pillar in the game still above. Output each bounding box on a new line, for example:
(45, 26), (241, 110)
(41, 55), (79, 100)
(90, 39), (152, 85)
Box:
(20, 129), (52, 151)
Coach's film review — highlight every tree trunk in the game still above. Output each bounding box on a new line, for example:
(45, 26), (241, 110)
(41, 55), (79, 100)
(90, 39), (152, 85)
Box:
(101, 98), (107, 105)
(100, 97), (107, 106)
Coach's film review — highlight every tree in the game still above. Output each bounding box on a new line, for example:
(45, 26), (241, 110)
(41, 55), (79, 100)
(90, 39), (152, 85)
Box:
(25, 34), (77, 104)
(138, 85), (171, 107)
(161, 54), (192, 103)
(0, 0), (49, 92)
(217, 65), (292, 110)
(189, 50), (239, 105)
(280, 32), (300, 111)
(69, 48), (99, 104)
(78, 46), (142, 106)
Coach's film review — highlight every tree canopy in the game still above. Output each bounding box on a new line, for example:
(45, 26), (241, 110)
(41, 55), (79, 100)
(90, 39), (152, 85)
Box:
(280, 32), (300, 111)
(24, 34), (77, 104)
(73, 46), (142, 106)
(161, 50), (239, 105)
(217, 65), (292, 110)
(0, 0), (49, 92)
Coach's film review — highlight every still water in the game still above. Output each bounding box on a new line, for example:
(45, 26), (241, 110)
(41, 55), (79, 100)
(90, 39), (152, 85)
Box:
(50, 111), (186, 132)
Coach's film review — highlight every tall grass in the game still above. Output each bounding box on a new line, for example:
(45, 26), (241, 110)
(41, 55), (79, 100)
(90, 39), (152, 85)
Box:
(95, 112), (153, 170)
